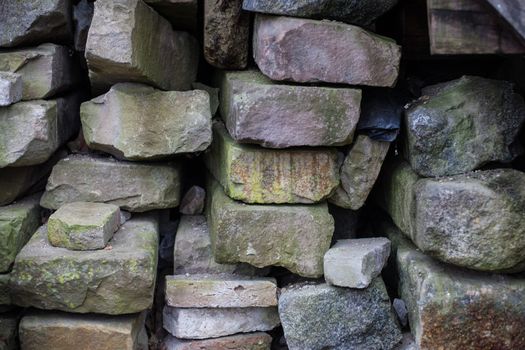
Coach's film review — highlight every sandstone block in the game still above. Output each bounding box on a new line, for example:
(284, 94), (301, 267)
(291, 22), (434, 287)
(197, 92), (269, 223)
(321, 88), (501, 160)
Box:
(218, 70), (362, 148)
(179, 186), (205, 215)
(405, 76), (525, 177)
(85, 0), (198, 92)
(324, 238), (391, 288)
(165, 274), (277, 308)
(207, 179), (334, 278)
(0, 72), (22, 106)
(163, 306), (280, 339)
(47, 202), (121, 250)
(279, 281), (401, 350)
(40, 155), (181, 212)
(205, 122), (339, 204)
(10, 215), (158, 314)
(0, 194), (41, 273)
(254, 15), (401, 86)
(162, 333), (272, 350)
(81, 83), (212, 160)
(0, 312), (18, 350)
(145, 0), (198, 31)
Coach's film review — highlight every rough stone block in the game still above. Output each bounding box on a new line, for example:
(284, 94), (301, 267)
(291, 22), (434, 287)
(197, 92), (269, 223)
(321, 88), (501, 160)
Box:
(324, 238), (391, 288)
(0, 72), (22, 106)
(10, 215), (158, 314)
(279, 281), (402, 350)
(165, 274), (278, 308)
(205, 122), (339, 204)
(163, 306), (280, 339)
(47, 202), (121, 250)
(207, 179), (334, 278)
(81, 83), (211, 160)
(254, 15), (401, 86)
(40, 155), (181, 212)
(162, 333), (272, 350)
(218, 70), (362, 148)
(85, 0), (198, 92)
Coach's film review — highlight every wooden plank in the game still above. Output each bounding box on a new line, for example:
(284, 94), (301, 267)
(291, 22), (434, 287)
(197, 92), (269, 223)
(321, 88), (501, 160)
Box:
(427, 0), (525, 54)
(484, 0), (525, 42)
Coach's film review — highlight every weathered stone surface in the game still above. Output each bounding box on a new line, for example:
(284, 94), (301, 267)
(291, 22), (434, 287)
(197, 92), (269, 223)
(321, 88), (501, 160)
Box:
(40, 155), (181, 212)
(0, 44), (78, 100)
(0, 194), (41, 273)
(380, 159), (525, 272)
(324, 238), (390, 288)
(0, 72), (22, 106)
(165, 274), (277, 308)
(10, 215), (158, 314)
(0, 0), (72, 47)
(405, 76), (525, 177)
(179, 186), (205, 215)
(243, 0), (398, 26)
(218, 70), (362, 148)
(162, 333), (272, 350)
(19, 311), (147, 350)
(47, 202), (121, 251)
(0, 274), (10, 306)
(279, 281), (402, 350)
(206, 122), (339, 204)
(0, 94), (81, 168)
(85, 0), (198, 92)
(0, 312), (18, 350)
(145, 0), (198, 31)
(329, 135), (390, 210)
(204, 0), (250, 69)
(385, 221), (525, 350)
(81, 83), (212, 160)
(254, 15), (401, 87)
(192, 82), (219, 116)
(163, 306), (280, 339)
(73, 0), (94, 52)
(207, 179), (334, 277)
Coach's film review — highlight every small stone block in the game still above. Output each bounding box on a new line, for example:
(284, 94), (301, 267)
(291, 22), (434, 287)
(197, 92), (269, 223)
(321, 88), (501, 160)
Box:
(162, 332), (272, 350)
(0, 72), (22, 106)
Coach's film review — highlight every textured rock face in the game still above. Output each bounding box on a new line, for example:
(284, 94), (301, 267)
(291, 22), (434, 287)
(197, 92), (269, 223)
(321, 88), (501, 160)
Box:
(385, 222), (525, 350)
(10, 215), (158, 314)
(0, 95), (81, 168)
(81, 83), (212, 160)
(279, 281), (402, 350)
(324, 238), (391, 288)
(204, 0), (250, 69)
(380, 160), (525, 272)
(0, 72), (22, 106)
(85, 0), (199, 92)
(47, 202), (121, 251)
(163, 306), (280, 339)
(165, 275), (278, 308)
(19, 311), (147, 350)
(0, 194), (41, 273)
(40, 155), (181, 212)
(162, 333), (272, 350)
(243, 0), (398, 26)
(253, 15), (401, 86)
(0, 44), (78, 100)
(207, 180), (334, 278)
(218, 70), (362, 148)
(0, 0), (72, 47)
(206, 122), (339, 204)
(329, 135), (390, 210)
(405, 76), (525, 177)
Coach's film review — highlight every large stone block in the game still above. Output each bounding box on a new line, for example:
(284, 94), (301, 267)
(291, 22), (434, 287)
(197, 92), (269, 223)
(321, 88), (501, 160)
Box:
(81, 83), (212, 160)
(0, 0), (72, 47)
(0, 194), (41, 273)
(205, 122), (339, 204)
(85, 0), (198, 92)
(279, 281), (402, 350)
(40, 155), (181, 212)
(243, 0), (398, 26)
(385, 221), (525, 350)
(10, 215), (158, 314)
(218, 70), (362, 148)
(19, 311), (147, 350)
(405, 76), (525, 177)
(253, 15), (401, 87)
(162, 333), (272, 350)
(0, 44), (78, 101)
(379, 159), (525, 272)
(204, 0), (250, 69)
(163, 306), (280, 339)
(329, 135), (390, 210)
(207, 179), (334, 278)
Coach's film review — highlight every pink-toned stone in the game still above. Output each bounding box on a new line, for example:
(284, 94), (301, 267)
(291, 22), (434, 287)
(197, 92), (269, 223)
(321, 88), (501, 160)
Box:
(162, 333), (272, 350)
